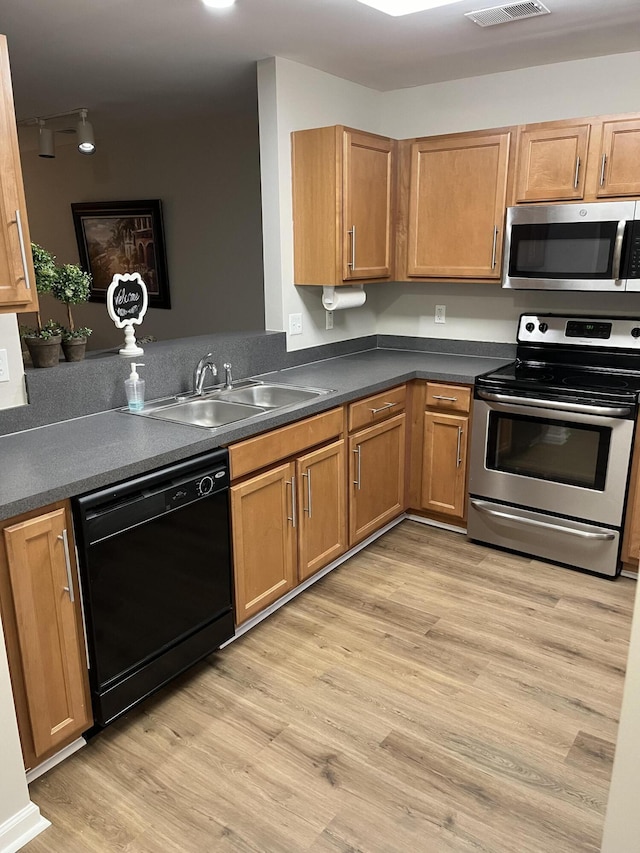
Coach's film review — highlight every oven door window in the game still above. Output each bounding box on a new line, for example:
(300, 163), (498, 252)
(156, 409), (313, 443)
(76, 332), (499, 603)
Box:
(509, 221), (618, 280)
(486, 412), (611, 489)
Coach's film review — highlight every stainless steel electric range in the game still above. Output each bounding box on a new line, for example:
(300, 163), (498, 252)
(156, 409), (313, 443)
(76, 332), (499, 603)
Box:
(468, 314), (640, 577)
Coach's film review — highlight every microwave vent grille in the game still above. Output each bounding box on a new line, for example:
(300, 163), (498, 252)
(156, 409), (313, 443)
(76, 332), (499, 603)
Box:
(465, 1), (551, 27)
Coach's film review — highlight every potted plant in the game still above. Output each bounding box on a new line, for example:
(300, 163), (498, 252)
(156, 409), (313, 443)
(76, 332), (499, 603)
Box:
(22, 244), (62, 368)
(51, 263), (93, 362)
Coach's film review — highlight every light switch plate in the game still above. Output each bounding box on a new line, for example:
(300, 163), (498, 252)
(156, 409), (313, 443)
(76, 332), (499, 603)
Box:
(0, 348), (9, 382)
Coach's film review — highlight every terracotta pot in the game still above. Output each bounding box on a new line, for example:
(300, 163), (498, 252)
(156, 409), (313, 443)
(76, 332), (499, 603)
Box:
(61, 337), (87, 362)
(24, 335), (62, 368)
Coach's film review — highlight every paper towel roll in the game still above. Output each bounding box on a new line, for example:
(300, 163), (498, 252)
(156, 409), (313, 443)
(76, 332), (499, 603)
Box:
(322, 286), (367, 311)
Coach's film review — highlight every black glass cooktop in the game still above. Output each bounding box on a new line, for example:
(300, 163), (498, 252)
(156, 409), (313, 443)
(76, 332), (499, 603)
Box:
(477, 360), (640, 405)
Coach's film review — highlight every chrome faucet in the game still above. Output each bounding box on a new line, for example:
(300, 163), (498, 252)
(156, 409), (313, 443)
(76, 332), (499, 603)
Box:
(193, 353), (217, 395)
(223, 362), (233, 390)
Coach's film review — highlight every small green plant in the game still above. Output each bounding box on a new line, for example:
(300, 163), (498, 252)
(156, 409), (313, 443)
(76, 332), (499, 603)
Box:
(20, 319), (61, 340)
(51, 263), (92, 337)
(29, 243), (59, 337)
(61, 326), (92, 342)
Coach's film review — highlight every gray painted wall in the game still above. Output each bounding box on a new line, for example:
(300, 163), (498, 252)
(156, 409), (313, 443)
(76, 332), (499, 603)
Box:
(19, 108), (266, 351)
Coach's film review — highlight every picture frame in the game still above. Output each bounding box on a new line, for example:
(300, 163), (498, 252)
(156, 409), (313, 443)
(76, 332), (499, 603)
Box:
(71, 199), (171, 309)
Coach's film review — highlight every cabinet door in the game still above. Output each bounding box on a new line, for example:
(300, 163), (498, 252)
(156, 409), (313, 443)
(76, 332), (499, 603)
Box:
(297, 440), (347, 582)
(514, 123), (590, 202)
(407, 132), (510, 279)
(597, 118), (640, 198)
(349, 413), (406, 546)
(421, 412), (468, 519)
(231, 463), (297, 625)
(0, 36), (38, 312)
(342, 130), (393, 280)
(3, 507), (91, 764)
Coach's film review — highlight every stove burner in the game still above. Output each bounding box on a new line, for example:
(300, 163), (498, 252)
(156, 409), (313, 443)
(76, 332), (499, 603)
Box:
(514, 366), (553, 382)
(562, 374), (630, 390)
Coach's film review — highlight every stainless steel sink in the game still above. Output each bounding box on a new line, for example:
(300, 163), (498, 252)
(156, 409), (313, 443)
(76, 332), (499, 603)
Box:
(124, 380), (333, 429)
(218, 383), (324, 408)
(145, 398), (265, 428)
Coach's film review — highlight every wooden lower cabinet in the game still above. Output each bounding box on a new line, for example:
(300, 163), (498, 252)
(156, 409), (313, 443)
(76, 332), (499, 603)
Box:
(421, 411), (468, 519)
(0, 501), (92, 770)
(231, 440), (347, 624)
(349, 413), (406, 545)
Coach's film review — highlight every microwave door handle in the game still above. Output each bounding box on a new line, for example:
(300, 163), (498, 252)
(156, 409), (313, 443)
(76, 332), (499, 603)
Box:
(612, 219), (627, 281)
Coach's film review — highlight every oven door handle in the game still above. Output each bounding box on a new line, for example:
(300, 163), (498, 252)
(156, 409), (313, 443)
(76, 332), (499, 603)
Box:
(470, 500), (616, 541)
(476, 389), (631, 418)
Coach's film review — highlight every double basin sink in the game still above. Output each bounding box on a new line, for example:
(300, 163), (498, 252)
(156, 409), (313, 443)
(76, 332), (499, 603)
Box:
(127, 380), (333, 429)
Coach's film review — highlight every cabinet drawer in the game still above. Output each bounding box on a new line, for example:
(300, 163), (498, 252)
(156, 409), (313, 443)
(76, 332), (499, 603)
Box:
(426, 383), (471, 414)
(229, 407), (344, 479)
(348, 385), (406, 432)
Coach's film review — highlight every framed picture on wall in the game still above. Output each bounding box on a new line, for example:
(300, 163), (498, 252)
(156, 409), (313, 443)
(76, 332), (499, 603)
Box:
(71, 199), (171, 309)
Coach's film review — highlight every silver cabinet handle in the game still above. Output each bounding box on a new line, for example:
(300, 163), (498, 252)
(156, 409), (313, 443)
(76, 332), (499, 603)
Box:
(456, 426), (463, 468)
(286, 476), (297, 528)
(13, 209), (31, 289)
(57, 530), (75, 603)
(353, 445), (362, 490)
(432, 395), (458, 402)
(369, 401), (396, 415)
(600, 153), (607, 186)
(470, 500), (615, 541)
(302, 469), (312, 518)
(348, 225), (356, 270)
(476, 389), (631, 418)
(574, 156), (581, 189)
(491, 226), (499, 269)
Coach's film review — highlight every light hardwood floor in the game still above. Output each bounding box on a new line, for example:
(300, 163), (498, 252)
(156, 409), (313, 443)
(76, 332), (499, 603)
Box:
(24, 522), (636, 852)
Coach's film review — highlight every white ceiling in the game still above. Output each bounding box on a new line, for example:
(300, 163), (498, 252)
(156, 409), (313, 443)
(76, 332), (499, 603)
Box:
(3, 0), (640, 123)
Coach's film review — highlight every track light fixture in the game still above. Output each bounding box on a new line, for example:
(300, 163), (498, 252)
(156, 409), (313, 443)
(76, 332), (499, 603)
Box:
(76, 108), (95, 155)
(37, 120), (55, 158)
(19, 107), (97, 158)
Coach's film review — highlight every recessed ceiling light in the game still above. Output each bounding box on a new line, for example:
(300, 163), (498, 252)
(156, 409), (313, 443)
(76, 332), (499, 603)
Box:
(356, 0), (463, 15)
(202, 0), (236, 8)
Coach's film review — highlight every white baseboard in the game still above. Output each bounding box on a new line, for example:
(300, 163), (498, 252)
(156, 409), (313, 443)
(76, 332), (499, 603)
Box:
(406, 513), (466, 534)
(26, 737), (86, 784)
(0, 802), (50, 853)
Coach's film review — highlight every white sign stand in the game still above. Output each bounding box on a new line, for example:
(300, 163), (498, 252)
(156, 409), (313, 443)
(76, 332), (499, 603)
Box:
(106, 273), (149, 356)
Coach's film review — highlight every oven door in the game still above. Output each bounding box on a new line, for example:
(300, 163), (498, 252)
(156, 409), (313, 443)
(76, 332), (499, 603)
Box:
(469, 395), (634, 526)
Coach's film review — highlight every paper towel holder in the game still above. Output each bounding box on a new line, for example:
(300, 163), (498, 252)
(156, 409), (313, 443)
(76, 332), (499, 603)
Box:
(322, 284), (366, 311)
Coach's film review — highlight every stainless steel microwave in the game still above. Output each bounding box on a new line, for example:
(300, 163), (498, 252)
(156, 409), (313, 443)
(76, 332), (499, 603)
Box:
(503, 201), (640, 291)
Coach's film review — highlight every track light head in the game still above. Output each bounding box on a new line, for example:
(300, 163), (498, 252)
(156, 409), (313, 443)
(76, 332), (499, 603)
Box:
(77, 108), (96, 155)
(37, 120), (55, 158)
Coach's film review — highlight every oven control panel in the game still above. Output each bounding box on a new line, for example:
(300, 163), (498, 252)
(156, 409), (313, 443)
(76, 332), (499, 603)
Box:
(518, 314), (640, 348)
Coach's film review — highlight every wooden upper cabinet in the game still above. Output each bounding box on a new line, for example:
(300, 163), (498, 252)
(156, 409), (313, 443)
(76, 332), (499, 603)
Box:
(405, 130), (511, 280)
(292, 125), (394, 285)
(596, 118), (640, 198)
(514, 122), (590, 202)
(0, 35), (38, 313)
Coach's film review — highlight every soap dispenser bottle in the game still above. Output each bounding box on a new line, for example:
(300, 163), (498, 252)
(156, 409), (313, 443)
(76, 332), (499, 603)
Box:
(125, 362), (145, 412)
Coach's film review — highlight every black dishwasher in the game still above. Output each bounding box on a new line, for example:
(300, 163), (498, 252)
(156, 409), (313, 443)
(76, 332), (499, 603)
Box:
(74, 448), (234, 726)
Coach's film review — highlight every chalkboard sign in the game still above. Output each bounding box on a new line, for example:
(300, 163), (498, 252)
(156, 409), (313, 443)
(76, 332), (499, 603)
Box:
(107, 273), (149, 328)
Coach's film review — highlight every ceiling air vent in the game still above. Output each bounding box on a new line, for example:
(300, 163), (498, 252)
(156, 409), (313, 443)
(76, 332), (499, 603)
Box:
(465, 1), (551, 27)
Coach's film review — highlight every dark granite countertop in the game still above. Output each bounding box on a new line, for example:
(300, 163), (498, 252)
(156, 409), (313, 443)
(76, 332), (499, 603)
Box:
(0, 347), (510, 521)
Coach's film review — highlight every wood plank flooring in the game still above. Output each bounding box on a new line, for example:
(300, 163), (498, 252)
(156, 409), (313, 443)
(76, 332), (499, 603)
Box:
(24, 522), (637, 853)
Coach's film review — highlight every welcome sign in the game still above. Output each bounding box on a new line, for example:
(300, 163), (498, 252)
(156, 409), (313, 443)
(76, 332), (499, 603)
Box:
(107, 273), (149, 355)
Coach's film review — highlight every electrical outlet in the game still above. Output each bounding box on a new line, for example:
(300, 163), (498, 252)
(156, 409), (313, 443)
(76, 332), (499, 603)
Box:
(435, 305), (446, 324)
(0, 349), (9, 383)
(289, 313), (303, 336)
(325, 310), (334, 330)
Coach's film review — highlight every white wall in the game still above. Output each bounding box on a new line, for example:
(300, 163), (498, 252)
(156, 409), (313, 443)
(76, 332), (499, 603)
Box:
(0, 315), (26, 410)
(20, 110), (265, 352)
(261, 50), (640, 348)
(257, 57), (382, 350)
(375, 50), (640, 342)
(0, 611), (49, 851)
